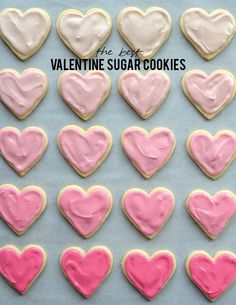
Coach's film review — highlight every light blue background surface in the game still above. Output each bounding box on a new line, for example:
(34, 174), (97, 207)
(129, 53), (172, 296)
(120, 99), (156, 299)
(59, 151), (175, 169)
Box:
(0, 0), (236, 304)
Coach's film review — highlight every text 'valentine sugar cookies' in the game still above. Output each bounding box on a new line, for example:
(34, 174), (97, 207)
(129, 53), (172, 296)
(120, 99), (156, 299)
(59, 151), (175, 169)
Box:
(57, 9), (112, 59)
(180, 8), (236, 60)
(0, 8), (51, 60)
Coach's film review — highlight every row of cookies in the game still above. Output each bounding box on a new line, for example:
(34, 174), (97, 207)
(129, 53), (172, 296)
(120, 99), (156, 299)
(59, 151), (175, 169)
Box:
(0, 7), (235, 60)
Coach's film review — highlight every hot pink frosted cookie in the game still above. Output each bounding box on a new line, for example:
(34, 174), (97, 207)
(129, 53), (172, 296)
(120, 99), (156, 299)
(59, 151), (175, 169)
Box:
(58, 125), (112, 177)
(119, 71), (170, 119)
(58, 71), (110, 120)
(187, 130), (236, 179)
(0, 184), (46, 235)
(186, 251), (236, 301)
(0, 245), (47, 294)
(122, 188), (175, 238)
(186, 190), (236, 239)
(122, 127), (175, 178)
(122, 249), (176, 300)
(60, 246), (113, 298)
(0, 127), (48, 176)
(182, 70), (236, 119)
(0, 69), (48, 119)
(58, 185), (112, 238)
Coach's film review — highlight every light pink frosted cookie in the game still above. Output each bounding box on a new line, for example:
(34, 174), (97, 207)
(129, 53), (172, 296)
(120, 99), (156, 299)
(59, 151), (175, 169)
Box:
(0, 245), (47, 294)
(0, 69), (48, 119)
(187, 130), (236, 179)
(122, 187), (175, 238)
(0, 127), (48, 176)
(122, 127), (175, 178)
(58, 71), (110, 120)
(186, 251), (236, 301)
(60, 246), (113, 298)
(122, 249), (176, 300)
(58, 185), (112, 238)
(119, 71), (170, 119)
(186, 190), (236, 239)
(182, 70), (236, 119)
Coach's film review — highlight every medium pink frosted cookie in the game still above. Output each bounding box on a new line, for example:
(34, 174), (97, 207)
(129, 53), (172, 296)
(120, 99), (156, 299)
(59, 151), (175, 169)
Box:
(58, 125), (112, 177)
(58, 71), (110, 120)
(0, 184), (46, 235)
(186, 251), (236, 301)
(186, 190), (236, 239)
(122, 187), (175, 238)
(0, 68), (48, 119)
(119, 71), (170, 119)
(122, 249), (176, 300)
(0, 127), (48, 176)
(60, 246), (113, 298)
(0, 245), (47, 294)
(58, 185), (112, 238)
(182, 70), (236, 119)
(122, 127), (175, 178)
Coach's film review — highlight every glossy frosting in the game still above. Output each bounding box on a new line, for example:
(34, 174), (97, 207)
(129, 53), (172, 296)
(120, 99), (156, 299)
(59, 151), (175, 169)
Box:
(0, 246), (45, 294)
(119, 71), (170, 118)
(61, 247), (112, 297)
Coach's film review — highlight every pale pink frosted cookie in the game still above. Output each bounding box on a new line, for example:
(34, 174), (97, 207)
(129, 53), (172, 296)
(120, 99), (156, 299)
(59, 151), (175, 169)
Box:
(122, 127), (175, 178)
(58, 71), (110, 120)
(186, 251), (236, 301)
(187, 130), (236, 179)
(182, 70), (236, 119)
(58, 185), (112, 238)
(122, 249), (176, 300)
(58, 125), (112, 177)
(0, 245), (47, 294)
(0, 69), (48, 119)
(122, 187), (175, 238)
(186, 190), (236, 239)
(119, 71), (170, 119)
(60, 246), (113, 298)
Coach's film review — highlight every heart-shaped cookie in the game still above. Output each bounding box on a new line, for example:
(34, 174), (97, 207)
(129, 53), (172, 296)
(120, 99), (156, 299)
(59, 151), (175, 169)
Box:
(186, 190), (236, 239)
(181, 8), (236, 60)
(58, 125), (112, 177)
(182, 70), (236, 119)
(0, 8), (51, 60)
(60, 246), (113, 297)
(119, 71), (170, 119)
(122, 188), (175, 238)
(0, 245), (46, 294)
(186, 251), (236, 301)
(187, 130), (236, 179)
(122, 250), (176, 300)
(0, 69), (48, 119)
(0, 127), (48, 176)
(118, 7), (172, 60)
(58, 71), (110, 120)
(122, 127), (175, 178)
(58, 185), (112, 237)
(57, 9), (112, 59)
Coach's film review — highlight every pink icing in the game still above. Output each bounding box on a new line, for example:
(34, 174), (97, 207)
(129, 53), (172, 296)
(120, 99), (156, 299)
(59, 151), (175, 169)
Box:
(0, 246), (45, 294)
(123, 251), (175, 300)
(188, 252), (236, 300)
(0, 127), (47, 175)
(61, 247), (112, 297)
(59, 186), (112, 237)
(0, 70), (47, 118)
(59, 71), (109, 119)
(122, 127), (175, 177)
(187, 191), (236, 238)
(123, 189), (174, 237)
(58, 126), (111, 176)
(0, 185), (44, 233)
(119, 71), (170, 118)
